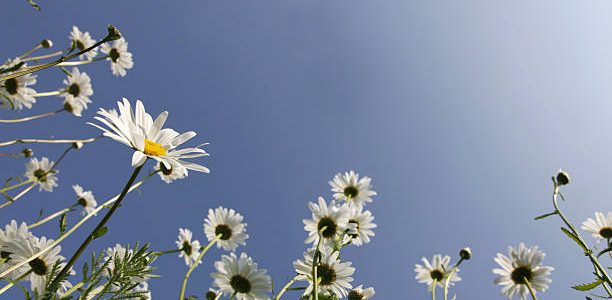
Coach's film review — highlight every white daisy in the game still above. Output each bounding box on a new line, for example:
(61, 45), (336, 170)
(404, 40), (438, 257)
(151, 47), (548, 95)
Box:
(155, 160), (187, 183)
(493, 243), (554, 300)
(176, 228), (201, 267)
(211, 252), (272, 300)
(24, 157), (58, 192)
(348, 285), (375, 300)
(100, 38), (133, 77)
(0, 220), (35, 279)
(72, 184), (97, 216)
(0, 58), (37, 110)
(293, 245), (355, 298)
(581, 212), (612, 241)
(303, 197), (350, 247)
(89, 98), (210, 173)
(204, 207), (248, 252)
(414, 254), (461, 291)
(69, 26), (98, 61)
(346, 205), (376, 246)
(60, 67), (93, 117)
(330, 171), (377, 208)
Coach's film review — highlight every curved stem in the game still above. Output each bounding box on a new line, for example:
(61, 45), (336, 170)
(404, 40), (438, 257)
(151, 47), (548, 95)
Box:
(443, 258), (464, 300)
(0, 109), (64, 123)
(0, 178), (34, 194)
(21, 51), (63, 62)
(525, 279), (538, 300)
(0, 269), (32, 295)
(275, 275), (300, 300)
(0, 136), (99, 147)
(432, 279), (437, 300)
(178, 234), (221, 300)
(0, 182), (36, 209)
(28, 208), (71, 229)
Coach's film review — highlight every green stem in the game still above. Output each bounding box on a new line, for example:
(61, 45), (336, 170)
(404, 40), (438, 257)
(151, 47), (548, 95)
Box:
(0, 136), (99, 147)
(312, 227), (326, 300)
(155, 248), (184, 256)
(28, 208), (71, 229)
(443, 258), (463, 300)
(275, 275), (300, 300)
(59, 281), (84, 298)
(21, 51), (63, 62)
(178, 234), (221, 300)
(525, 279), (538, 300)
(0, 178), (34, 194)
(33, 90), (62, 97)
(432, 279), (437, 300)
(0, 270), (32, 295)
(0, 109), (64, 123)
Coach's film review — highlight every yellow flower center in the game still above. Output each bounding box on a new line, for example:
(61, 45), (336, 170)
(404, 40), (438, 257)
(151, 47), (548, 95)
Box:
(143, 139), (166, 156)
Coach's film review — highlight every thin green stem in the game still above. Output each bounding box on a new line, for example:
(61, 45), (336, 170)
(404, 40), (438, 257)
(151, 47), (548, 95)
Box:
(28, 208), (71, 229)
(0, 109), (64, 123)
(432, 279), (437, 300)
(0, 178), (34, 194)
(274, 275), (300, 300)
(0, 269), (32, 295)
(178, 234), (222, 300)
(525, 279), (538, 300)
(443, 258), (464, 300)
(155, 248), (184, 256)
(0, 136), (99, 147)
(0, 182), (36, 209)
(33, 90), (62, 97)
(312, 227), (326, 300)
(18, 44), (42, 59)
(59, 281), (84, 298)
(229, 291), (237, 300)
(21, 51), (63, 62)
(57, 55), (108, 66)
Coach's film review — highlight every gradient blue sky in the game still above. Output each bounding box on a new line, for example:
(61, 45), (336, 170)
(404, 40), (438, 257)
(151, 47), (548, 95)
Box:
(2, 0), (612, 299)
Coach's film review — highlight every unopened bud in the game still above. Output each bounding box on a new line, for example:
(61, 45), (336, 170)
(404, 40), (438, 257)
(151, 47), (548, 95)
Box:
(107, 25), (122, 41)
(22, 148), (33, 157)
(72, 142), (84, 150)
(205, 291), (217, 300)
(40, 39), (53, 48)
(556, 169), (570, 186)
(459, 247), (472, 260)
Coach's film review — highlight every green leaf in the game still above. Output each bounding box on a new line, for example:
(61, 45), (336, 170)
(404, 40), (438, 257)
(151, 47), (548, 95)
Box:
(572, 279), (603, 291)
(92, 227), (108, 239)
(25, 0), (41, 10)
(561, 227), (589, 253)
(59, 213), (68, 235)
(534, 211), (558, 220)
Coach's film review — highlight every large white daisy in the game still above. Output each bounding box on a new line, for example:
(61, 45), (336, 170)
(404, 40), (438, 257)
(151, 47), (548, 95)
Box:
(346, 205), (376, 246)
(0, 58), (37, 110)
(329, 171), (377, 208)
(0, 220), (34, 279)
(69, 26), (98, 61)
(72, 184), (97, 216)
(176, 228), (201, 267)
(100, 38), (133, 77)
(493, 243), (553, 300)
(24, 157), (58, 192)
(582, 212), (612, 241)
(348, 285), (375, 300)
(204, 207), (248, 252)
(61, 67), (93, 117)
(211, 252), (272, 300)
(303, 197), (350, 247)
(90, 98), (210, 173)
(293, 245), (355, 298)
(414, 254), (461, 291)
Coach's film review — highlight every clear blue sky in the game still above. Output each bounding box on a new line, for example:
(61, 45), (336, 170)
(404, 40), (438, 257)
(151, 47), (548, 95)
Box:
(2, 0), (612, 299)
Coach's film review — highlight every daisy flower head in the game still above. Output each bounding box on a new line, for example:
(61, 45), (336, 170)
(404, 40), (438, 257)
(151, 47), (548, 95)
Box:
(72, 184), (97, 216)
(581, 212), (612, 241)
(414, 254), (461, 291)
(176, 228), (201, 267)
(25, 157), (58, 192)
(61, 67), (93, 117)
(303, 197), (350, 247)
(493, 243), (553, 300)
(204, 207), (248, 252)
(293, 245), (355, 298)
(211, 252), (272, 300)
(348, 285), (375, 300)
(155, 160), (187, 183)
(69, 26), (98, 61)
(100, 38), (133, 77)
(0, 220), (35, 279)
(0, 58), (37, 110)
(346, 205), (376, 246)
(330, 171), (376, 208)
(90, 98), (210, 173)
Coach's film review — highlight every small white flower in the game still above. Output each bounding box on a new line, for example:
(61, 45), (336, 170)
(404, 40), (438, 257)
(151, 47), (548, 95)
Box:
(204, 207), (248, 252)
(414, 254), (461, 291)
(72, 184), (97, 216)
(293, 246), (355, 298)
(582, 212), (612, 241)
(211, 252), (272, 300)
(330, 171), (376, 208)
(346, 205), (376, 246)
(89, 98), (210, 174)
(69, 26), (98, 61)
(176, 228), (201, 267)
(24, 157), (58, 192)
(348, 285), (375, 300)
(0, 220), (35, 279)
(155, 160), (187, 183)
(493, 243), (553, 300)
(100, 38), (133, 77)
(303, 197), (350, 247)
(61, 67), (93, 117)
(0, 58), (37, 110)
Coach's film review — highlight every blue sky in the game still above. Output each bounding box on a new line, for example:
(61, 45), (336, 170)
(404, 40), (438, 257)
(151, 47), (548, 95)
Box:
(2, 0), (612, 299)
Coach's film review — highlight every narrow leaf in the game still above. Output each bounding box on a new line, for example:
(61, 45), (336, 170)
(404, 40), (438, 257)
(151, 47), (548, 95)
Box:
(561, 227), (589, 252)
(534, 211), (558, 220)
(572, 279), (603, 291)
(92, 226), (108, 239)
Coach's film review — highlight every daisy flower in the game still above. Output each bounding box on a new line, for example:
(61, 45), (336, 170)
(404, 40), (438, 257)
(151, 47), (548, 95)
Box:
(204, 207), (248, 252)
(100, 38), (133, 77)
(211, 252), (272, 300)
(581, 212), (612, 241)
(72, 184), (97, 216)
(24, 157), (58, 192)
(348, 285), (375, 300)
(293, 245), (355, 298)
(155, 160), (187, 183)
(69, 26), (98, 61)
(493, 243), (553, 300)
(176, 228), (201, 267)
(303, 197), (350, 247)
(0, 58), (37, 110)
(0, 220), (34, 279)
(346, 205), (376, 246)
(414, 254), (461, 291)
(89, 98), (210, 173)
(330, 171), (376, 208)
(60, 67), (93, 117)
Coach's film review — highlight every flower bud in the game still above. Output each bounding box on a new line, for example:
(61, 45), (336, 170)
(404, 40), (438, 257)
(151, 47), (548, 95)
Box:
(205, 291), (217, 300)
(459, 247), (472, 260)
(107, 25), (122, 41)
(40, 39), (53, 48)
(22, 148), (33, 157)
(556, 169), (570, 186)
(72, 142), (84, 150)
